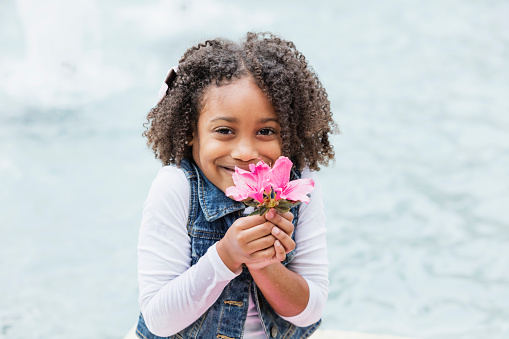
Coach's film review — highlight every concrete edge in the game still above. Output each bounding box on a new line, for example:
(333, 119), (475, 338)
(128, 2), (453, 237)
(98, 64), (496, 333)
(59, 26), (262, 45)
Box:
(123, 326), (420, 339)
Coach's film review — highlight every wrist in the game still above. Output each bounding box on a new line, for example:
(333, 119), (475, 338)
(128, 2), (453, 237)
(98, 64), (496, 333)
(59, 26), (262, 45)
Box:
(247, 260), (280, 273)
(216, 239), (242, 273)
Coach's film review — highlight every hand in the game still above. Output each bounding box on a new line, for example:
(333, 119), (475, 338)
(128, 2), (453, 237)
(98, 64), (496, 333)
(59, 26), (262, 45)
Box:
(265, 209), (295, 262)
(216, 215), (278, 273)
(245, 210), (295, 271)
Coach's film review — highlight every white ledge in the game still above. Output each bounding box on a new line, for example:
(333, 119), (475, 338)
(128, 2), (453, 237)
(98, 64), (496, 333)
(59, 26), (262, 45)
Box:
(124, 326), (419, 339)
(314, 330), (419, 339)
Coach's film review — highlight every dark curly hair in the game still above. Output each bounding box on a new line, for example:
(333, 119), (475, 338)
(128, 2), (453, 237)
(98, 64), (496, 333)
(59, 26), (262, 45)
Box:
(143, 32), (337, 171)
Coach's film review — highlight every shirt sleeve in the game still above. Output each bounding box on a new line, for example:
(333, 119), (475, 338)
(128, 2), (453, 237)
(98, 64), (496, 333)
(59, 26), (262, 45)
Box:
(279, 169), (329, 326)
(137, 166), (240, 337)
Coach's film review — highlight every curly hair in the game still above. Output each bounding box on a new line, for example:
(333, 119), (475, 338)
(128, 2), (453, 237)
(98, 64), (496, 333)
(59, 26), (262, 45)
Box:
(143, 32), (337, 171)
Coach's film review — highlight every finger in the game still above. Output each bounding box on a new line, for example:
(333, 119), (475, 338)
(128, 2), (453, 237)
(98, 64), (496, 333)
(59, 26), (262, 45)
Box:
(266, 209), (294, 223)
(233, 215), (269, 230)
(246, 234), (276, 254)
(237, 222), (274, 244)
(250, 245), (276, 262)
(265, 208), (276, 220)
(271, 227), (296, 254)
(274, 240), (286, 261)
(280, 211), (294, 223)
(266, 211), (294, 237)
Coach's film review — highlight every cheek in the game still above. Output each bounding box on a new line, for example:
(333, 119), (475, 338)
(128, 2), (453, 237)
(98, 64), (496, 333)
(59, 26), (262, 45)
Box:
(271, 139), (283, 158)
(260, 143), (283, 166)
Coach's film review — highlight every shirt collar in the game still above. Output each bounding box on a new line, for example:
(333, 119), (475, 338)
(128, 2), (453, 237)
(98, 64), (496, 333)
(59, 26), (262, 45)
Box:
(191, 162), (246, 222)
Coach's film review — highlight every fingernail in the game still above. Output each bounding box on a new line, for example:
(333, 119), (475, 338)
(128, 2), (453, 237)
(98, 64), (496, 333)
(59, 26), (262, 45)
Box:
(272, 227), (280, 235)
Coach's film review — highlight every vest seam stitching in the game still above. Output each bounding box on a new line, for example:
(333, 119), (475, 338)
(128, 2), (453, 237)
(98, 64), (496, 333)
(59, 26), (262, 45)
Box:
(135, 329), (147, 339)
(216, 283), (232, 337)
(282, 323), (296, 339)
(189, 229), (225, 235)
(189, 308), (208, 338)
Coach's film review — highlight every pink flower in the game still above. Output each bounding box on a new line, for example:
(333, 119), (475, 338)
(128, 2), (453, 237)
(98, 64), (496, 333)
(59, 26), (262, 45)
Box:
(225, 156), (315, 216)
(225, 161), (271, 203)
(270, 157), (315, 204)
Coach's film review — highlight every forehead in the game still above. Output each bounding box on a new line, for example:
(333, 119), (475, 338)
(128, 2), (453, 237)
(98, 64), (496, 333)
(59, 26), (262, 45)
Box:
(199, 77), (278, 122)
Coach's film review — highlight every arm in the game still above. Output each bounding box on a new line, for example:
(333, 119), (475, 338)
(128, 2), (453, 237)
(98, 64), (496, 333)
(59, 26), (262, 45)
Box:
(248, 259), (310, 316)
(248, 170), (329, 326)
(138, 167), (240, 337)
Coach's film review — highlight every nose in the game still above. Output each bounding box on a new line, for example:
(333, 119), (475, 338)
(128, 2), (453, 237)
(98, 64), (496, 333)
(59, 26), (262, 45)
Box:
(231, 137), (258, 162)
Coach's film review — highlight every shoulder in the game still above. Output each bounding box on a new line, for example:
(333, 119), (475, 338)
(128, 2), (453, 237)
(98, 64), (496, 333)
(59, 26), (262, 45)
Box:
(145, 165), (190, 208)
(141, 165), (191, 237)
(152, 165), (189, 189)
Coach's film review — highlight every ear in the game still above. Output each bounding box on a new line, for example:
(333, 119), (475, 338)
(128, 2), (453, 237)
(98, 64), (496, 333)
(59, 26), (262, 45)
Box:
(187, 132), (195, 146)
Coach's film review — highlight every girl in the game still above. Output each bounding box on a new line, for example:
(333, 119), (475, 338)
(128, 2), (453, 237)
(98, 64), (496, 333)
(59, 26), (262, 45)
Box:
(137, 32), (336, 339)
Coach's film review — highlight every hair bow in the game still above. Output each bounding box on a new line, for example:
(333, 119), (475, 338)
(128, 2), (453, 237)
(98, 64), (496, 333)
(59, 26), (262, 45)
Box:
(157, 66), (179, 105)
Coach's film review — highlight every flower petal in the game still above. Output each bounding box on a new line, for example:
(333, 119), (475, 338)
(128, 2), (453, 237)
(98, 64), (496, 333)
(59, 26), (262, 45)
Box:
(226, 162), (272, 202)
(251, 160), (271, 184)
(226, 168), (259, 201)
(247, 188), (265, 203)
(225, 186), (250, 201)
(279, 178), (315, 203)
(269, 156), (292, 189)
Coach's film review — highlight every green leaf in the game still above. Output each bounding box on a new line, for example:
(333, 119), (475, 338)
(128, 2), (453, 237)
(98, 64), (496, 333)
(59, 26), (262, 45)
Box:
(278, 201), (301, 209)
(277, 202), (293, 209)
(244, 200), (259, 207)
(275, 206), (290, 213)
(248, 209), (261, 216)
(259, 206), (268, 216)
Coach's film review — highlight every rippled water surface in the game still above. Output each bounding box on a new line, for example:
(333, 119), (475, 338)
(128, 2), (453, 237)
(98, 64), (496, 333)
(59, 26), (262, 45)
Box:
(1, 0), (508, 338)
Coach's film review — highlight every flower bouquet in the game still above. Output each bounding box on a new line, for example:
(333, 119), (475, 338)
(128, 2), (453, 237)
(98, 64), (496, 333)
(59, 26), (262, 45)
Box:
(226, 156), (315, 216)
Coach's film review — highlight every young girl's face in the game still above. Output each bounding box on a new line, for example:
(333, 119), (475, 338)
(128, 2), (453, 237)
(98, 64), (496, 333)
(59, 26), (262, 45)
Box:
(189, 76), (283, 193)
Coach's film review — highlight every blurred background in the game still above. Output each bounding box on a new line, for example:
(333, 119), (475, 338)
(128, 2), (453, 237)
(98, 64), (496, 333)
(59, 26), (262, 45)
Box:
(1, 0), (508, 338)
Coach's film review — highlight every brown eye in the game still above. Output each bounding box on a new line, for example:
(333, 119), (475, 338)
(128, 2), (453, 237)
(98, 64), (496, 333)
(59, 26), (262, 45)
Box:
(216, 128), (233, 135)
(258, 128), (275, 136)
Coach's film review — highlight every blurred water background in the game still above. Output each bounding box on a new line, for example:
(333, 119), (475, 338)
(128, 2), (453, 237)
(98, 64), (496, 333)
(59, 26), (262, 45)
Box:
(1, 0), (509, 338)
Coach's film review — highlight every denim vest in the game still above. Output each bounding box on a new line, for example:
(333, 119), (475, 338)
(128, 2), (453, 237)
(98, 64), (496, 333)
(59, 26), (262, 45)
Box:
(136, 159), (321, 339)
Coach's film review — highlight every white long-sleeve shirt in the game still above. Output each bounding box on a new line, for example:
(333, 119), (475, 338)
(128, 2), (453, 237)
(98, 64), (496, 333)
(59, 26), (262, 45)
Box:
(138, 166), (329, 337)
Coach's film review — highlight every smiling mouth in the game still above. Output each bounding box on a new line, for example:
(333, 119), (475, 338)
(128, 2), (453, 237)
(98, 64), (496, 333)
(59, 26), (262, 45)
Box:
(220, 165), (251, 174)
(220, 166), (236, 174)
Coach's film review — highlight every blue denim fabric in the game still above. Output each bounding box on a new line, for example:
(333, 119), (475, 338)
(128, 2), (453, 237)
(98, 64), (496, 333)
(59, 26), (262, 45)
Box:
(137, 158), (321, 339)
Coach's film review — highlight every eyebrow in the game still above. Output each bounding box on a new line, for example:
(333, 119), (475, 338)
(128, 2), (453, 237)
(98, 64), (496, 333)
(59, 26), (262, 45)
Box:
(210, 116), (237, 123)
(209, 116), (280, 124)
